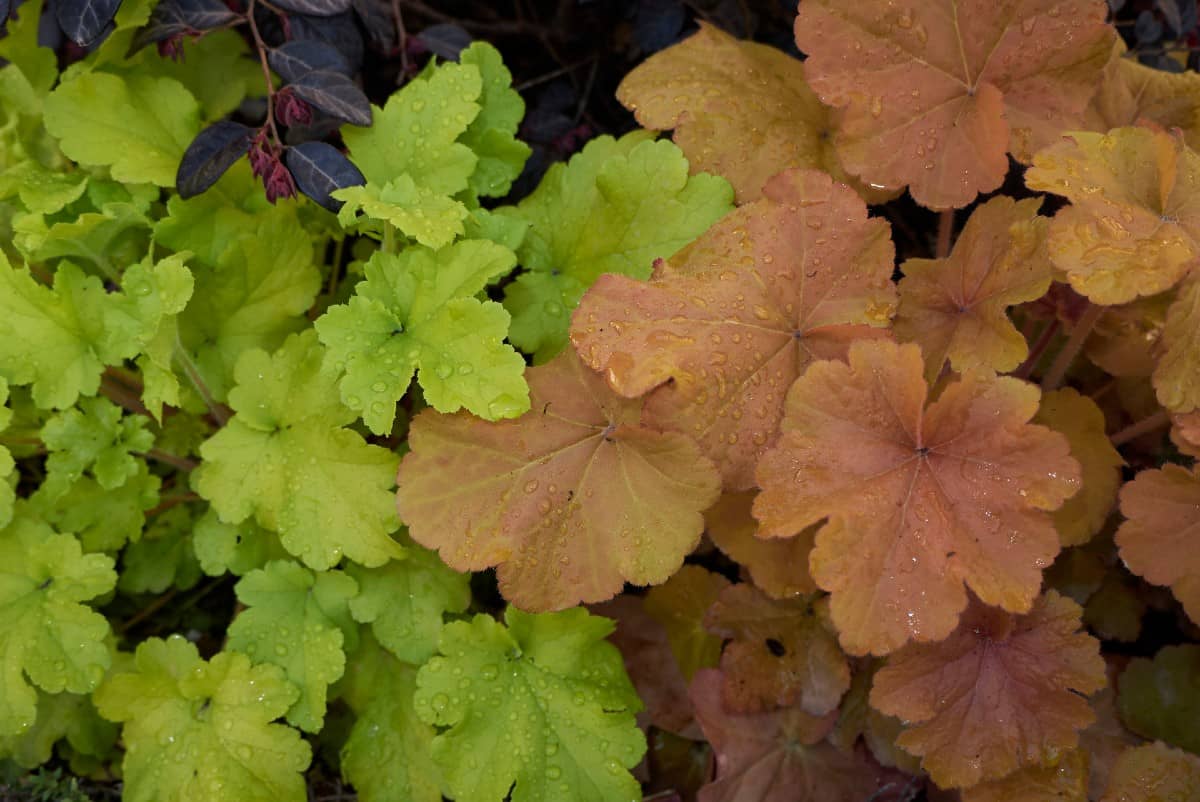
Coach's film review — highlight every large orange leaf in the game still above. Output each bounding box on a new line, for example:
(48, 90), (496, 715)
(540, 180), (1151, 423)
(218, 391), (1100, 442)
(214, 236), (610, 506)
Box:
(395, 349), (721, 611)
(1099, 742), (1200, 802)
(703, 584), (849, 716)
(1114, 463), (1200, 625)
(571, 168), (896, 489)
(895, 196), (1053, 380)
(1024, 126), (1200, 306)
(794, 0), (1114, 210)
(754, 339), (1080, 655)
(689, 668), (911, 802)
(616, 22), (888, 205)
(1086, 43), (1200, 149)
(704, 492), (817, 599)
(961, 750), (1088, 802)
(869, 591), (1105, 789)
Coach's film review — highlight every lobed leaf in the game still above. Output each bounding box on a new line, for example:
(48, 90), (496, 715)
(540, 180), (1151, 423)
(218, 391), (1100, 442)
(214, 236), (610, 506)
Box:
(644, 565), (728, 683)
(1099, 742), (1200, 802)
(704, 492), (817, 599)
(397, 349), (721, 611)
(1116, 644), (1200, 753)
(754, 339), (1080, 655)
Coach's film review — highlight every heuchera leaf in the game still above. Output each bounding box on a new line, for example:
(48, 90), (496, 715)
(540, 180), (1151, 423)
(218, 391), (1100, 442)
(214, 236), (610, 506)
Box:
(1116, 644), (1200, 753)
(869, 591), (1105, 788)
(55, 0), (122, 45)
(268, 40), (352, 83)
(39, 397), (154, 500)
(346, 536), (471, 665)
(176, 121), (254, 199)
(689, 668), (906, 802)
(571, 168), (895, 489)
(192, 509), (287, 577)
(704, 492), (817, 599)
(795, 0), (1114, 209)
(285, 142), (365, 211)
(227, 560), (358, 732)
(1099, 742), (1200, 802)
(704, 584), (848, 716)
(1156, 276), (1200, 412)
(643, 565), (728, 682)
(1114, 463), (1200, 625)
(0, 688), (117, 770)
(44, 72), (202, 187)
(0, 380), (16, 529)
(396, 349), (722, 610)
(1025, 126), (1200, 306)
(340, 633), (441, 802)
(314, 240), (528, 434)
(1034, 389), (1123, 547)
(616, 22), (887, 204)
(30, 464), (160, 553)
(961, 750), (1089, 802)
(1085, 41), (1200, 149)
(94, 636), (312, 802)
(414, 608), (647, 802)
(287, 70), (372, 126)
(503, 132), (733, 361)
(458, 42), (531, 199)
(754, 339), (1081, 656)
(895, 196), (1054, 381)
(193, 330), (403, 571)
(0, 512), (116, 736)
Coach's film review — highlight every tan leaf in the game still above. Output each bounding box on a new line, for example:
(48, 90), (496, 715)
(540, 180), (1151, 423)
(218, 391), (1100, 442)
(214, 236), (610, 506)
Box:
(704, 492), (817, 599)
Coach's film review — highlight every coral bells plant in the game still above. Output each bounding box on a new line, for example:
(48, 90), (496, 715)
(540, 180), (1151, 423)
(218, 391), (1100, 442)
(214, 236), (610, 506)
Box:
(2, 0), (1200, 800)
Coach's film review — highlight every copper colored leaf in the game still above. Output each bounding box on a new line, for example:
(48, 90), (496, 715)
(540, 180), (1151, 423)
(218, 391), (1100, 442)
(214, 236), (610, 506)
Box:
(643, 565), (729, 682)
(961, 750), (1088, 802)
(1155, 277), (1200, 413)
(396, 349), (721, 611)
(616, 22), (888, 205)
(1025, 126), (1200, 307)
(689, 668), (909, 802)
(704, 492), (817, 599)
(571, 168), (896, 490)
(1170, 409), (1200, 457)
(703, 584), (848, 716)
(1115, 463), (1200, 625)
(1085, 43), (1200, 150)
(754, 339), (1080, 655)
(795, 0), (1114, 209)
(1099, 742), (1200, 802)
(1084, 293), (1171, 379)
(1035, 389), (1123, 547)
(895, 196), (1053, 381)
(869, 591), (1106, 788)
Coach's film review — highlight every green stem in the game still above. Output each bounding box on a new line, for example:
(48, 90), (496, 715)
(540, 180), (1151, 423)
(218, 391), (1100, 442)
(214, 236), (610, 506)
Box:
(173, 337), (230, 426)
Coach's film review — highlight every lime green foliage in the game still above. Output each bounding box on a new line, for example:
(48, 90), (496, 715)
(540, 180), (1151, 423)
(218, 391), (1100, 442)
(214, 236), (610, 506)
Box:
(415, 608), (646, 802)
(95, 636), (311, 802)
(12, 181), (155, 271)
(0, 160), (87, 214)
(30, 464), (160, 553)
(193, 331), (402, 570)
(118, 505), (201, 594)
(0, 511), (116, 736)
(459, 43), (531, 199)
(43, 72), (201, 186)
(1118, 644), (1200, 754)
(348, 537), (472, 664)
(0, 379), (14, 528)
(341, 633), (442, 802)
(128, 31), (261, 122)
(0, 689), (117, 769)
(315, 240), (528, 434)
(228, 560), (358, 732)
(39, 397), (154, 500)
(192, 510), (287, 577)
(500, 132), (734, 359)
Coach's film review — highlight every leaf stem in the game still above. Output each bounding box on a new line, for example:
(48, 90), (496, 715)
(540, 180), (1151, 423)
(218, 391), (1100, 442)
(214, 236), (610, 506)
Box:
(1110, 409), (1171, 447)
(173, 337), (231, 426)
(246, 0), (282, 148)
(1013, 319), (1060, 380)
(1041, 304), (1105, 391)
(935, 210), (954, 258)
(99, 372), (151, 418)
(142, 448), (199, 472)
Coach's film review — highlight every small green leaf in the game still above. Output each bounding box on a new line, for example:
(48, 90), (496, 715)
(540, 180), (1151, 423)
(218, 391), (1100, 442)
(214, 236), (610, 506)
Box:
(192, 508), (287, 577)
(40, 397), (155, 500)
(459, 42), (530, 199)
(1118, 644), (1200, 754)
(30, 463), (160, 553)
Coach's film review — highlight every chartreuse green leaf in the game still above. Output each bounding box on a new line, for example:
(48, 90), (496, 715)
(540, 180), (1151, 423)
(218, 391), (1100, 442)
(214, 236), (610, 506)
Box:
(1118, 644), (1200, 754)
(459, 42), (531, 199)
(43, 71), (201, 186)
(0, 687), (117, 769)
(124, 30), (262, 122)
(39, 397), (154, 501)
(500, 132), (734, 360)
(30, 463), (160, 553)
(227, 560), (358, 732)
(154, 162), (276, 268)
(0, 159), (88, 215)
(0, 379), (14, 528)
(334, 60), (482, 248)
(192, 509), (287, 577)
(0, 511), (116, 736)
(177, 207), (320, 402)
(193, 330), (403, 570)
(315, 240), (528, 434)
(414, 608), (646, 802)
(118, 505), (202, 594)
(0, 0), (57, 101)
(347, 536), (471, 665)
(94, 636), (311, 802)
(341, 632), (442, 802)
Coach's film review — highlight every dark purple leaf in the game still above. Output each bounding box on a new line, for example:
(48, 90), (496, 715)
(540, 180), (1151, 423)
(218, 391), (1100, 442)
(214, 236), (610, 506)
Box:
(1136, 9), (1164, 42)
(129, 0), (240, 53)
(290, 11), (363, 69)
(288, 69), (371, 126)
(269, 0), (349, 15)
(0, 0), (11, 31)
(268, 39), (352, 83)
(286, 141), (364, 211)
(351, 0), (395, 51)
(631, 0), (685, 54)
(55, 0), (121, 45)
(415, 22), (471, 60)
(176, 121), (254, 198)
